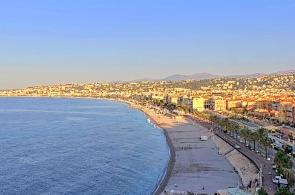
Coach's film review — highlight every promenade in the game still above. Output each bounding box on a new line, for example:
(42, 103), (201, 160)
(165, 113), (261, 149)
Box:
(194, 119), (277, 195)
(158, 117), (241, 194)
(128, 103), (242, 194)
(126, 101), (280, 195)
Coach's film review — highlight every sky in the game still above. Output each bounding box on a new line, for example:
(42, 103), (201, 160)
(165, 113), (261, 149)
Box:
(0, 0), (295, 89)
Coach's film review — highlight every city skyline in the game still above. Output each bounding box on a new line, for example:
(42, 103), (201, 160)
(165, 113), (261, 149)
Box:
(1, 0), (295, 89)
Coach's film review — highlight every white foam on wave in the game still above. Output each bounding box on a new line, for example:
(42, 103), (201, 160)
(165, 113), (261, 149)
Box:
(65, 117), (88, 122)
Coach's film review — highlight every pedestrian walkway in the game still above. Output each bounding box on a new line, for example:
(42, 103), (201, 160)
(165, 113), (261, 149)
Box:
(190, 117), (277, 195)
(223, 147), (235, 156)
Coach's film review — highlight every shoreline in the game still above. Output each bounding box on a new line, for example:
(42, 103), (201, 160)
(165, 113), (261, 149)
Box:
(126, 102), (239, 194)
(1, 96), (258, 194)
(126, 101), (257, 194)
(126, 102), (175, 195)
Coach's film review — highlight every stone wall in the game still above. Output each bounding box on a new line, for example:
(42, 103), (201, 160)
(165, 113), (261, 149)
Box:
(213, 135), (259, 187)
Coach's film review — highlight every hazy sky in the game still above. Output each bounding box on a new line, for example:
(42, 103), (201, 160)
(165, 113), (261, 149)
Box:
(1, 0), (295, 89)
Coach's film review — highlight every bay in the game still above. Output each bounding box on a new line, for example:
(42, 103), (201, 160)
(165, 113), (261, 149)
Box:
(0, 97), (170, 195)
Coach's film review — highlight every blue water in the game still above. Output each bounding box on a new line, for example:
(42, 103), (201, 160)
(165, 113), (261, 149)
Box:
(0, 97), (170, 195)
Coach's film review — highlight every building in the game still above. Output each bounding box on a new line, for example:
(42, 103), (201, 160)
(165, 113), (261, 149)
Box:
(192, 97), (205, 111)
(286, 103), (293, 124)
(272, 101), (280, 111)
(256, 100), (272, 111)
(227, 100), (242, 110)
(213, 99), (227, 111)
(278, 102), (291, 123)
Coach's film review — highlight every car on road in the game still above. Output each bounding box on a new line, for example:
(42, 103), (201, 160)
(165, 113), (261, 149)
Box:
(272, 176), (282, 184)
(234, 145), (240, 149)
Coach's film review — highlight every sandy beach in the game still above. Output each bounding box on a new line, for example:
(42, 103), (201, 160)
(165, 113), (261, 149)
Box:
(128, 102), (242, 195)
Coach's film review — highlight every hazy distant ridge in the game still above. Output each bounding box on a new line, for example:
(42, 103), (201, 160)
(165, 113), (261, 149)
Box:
(123, 70), (295, 83)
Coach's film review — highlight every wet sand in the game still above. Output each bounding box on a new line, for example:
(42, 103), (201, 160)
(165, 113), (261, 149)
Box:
(128, 103), (240, 195)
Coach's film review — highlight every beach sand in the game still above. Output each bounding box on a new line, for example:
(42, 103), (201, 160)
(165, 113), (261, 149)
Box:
(128, 103), (241, 195)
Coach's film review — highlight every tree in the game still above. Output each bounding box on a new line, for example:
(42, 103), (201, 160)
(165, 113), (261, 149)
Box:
(216, 116), (222, 130)
(283, 168), (293, 181)
(209, 114), (214, 126)
(231, 123), (240, 140)
(257, 188), (268, 195)
(240, 127), (248, 145)
(221, 118), (230, 133)
(250, 131), (258, 150)
(257, 128), (266, 153)
(274, 187), (292, 195)
(261, 136), (272, 159)
(212, 115), (219, 129)
(274, 151), (293, 170)
(241, 127), (252, 147)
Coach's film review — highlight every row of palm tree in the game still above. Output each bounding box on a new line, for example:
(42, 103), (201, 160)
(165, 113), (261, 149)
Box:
(207, 113), (294, 188)
(208, 113), (272, 159)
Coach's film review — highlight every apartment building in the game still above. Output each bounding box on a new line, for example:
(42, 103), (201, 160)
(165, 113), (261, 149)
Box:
(213, 99), (227, 111)
(167, 96), (179, 105)
(272, 101), (280, 111)
(182, 96), (193, 111)
(286, 103), (293, 124)
(192, 97), (205, 111)
(256, 100), (272, 111)
(151, 94), (165, 101)
(278, 102), (291, 123)
(227, 100), (242, 110)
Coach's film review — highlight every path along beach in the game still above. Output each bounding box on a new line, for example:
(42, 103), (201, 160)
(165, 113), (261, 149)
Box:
(128, 102), (258, 195)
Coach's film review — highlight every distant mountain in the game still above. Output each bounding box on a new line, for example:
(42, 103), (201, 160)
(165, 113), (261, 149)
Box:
(130, 78), (157, 82)
(225, 70), (295, 79)
(130, 72), (220, 82)
(162, 72), (220, 81)
(162, 74), (190, 81)
(189, 72), (221, 80)
(111, 70), (295, 83)
(271, 70), (295, 75)
(225, 73), (266, 78)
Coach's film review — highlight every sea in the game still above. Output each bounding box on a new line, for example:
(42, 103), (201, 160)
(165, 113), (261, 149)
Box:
(0, 97), (170, 195)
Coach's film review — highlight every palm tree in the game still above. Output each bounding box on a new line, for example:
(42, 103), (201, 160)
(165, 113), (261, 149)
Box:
(231, 123), (240, 140)
(216, 116), (222, 131)
(250, 131), (258, 150)
(203, 113), (210, 123)
(283, 168), (293, 181)
(257, 128), (266, 153)
(240, 127), (248, 145)
(274, 151), (285, 169)
(212, 115), (219, 129)
(221, 118), (230, 133)
(209, 114), (217, 126)
(261, 136), (271, 159)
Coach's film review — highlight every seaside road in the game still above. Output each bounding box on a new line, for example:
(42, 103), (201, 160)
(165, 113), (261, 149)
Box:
(161, 117), (240, 194)
(215, 131), (277, 194)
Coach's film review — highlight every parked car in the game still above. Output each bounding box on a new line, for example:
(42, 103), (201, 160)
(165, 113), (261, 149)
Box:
(234, 145), (240, 149)
(272, 176), (282, 184)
